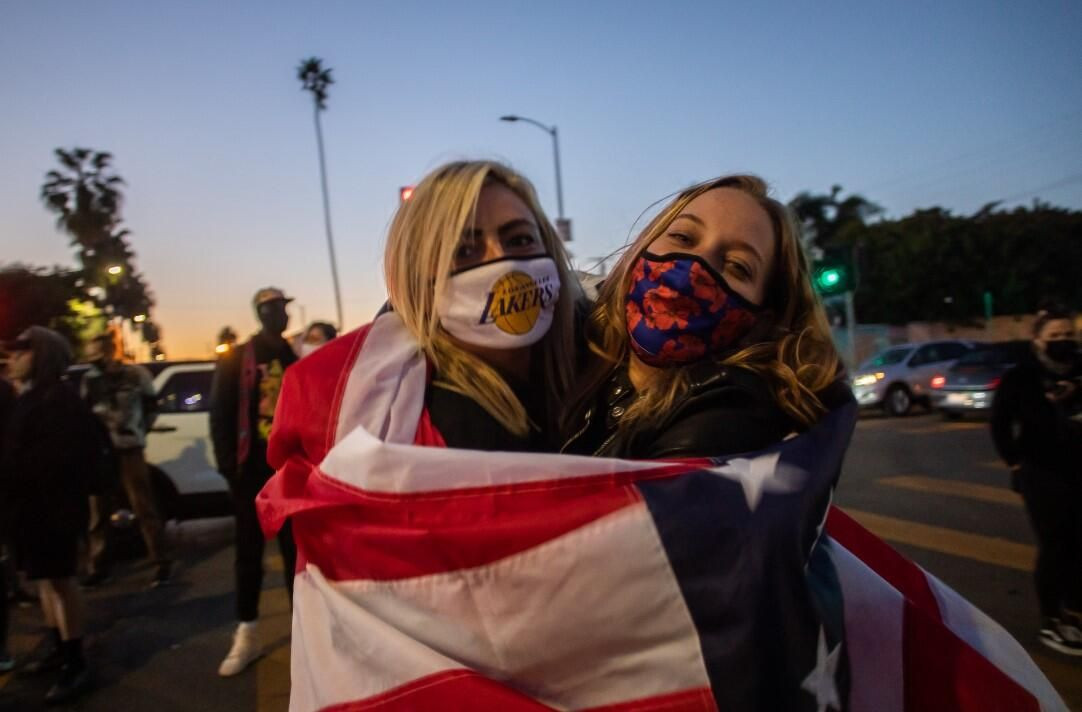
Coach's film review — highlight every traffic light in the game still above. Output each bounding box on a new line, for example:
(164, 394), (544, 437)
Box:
(811, 248), (854, 296)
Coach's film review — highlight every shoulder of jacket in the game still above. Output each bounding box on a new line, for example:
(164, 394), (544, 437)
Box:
(685, 361), (769, 396)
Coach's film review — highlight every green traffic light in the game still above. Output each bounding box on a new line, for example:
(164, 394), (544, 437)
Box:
(819, 269), (841, 288)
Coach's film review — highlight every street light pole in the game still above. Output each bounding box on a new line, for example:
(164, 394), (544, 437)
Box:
(500, 114), (565, 220)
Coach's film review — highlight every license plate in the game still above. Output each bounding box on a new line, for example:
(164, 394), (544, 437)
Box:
(945, 393), (969, 405)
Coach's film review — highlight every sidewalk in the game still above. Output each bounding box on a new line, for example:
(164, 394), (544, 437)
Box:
(0, 518), (291, 712)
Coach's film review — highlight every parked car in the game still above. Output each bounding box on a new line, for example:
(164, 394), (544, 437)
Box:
(146, 361), (231, 520)
(851, 340), (975, 416)
(931, 340), (1031, 420)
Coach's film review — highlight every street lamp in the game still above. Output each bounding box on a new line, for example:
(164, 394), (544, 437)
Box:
(500, 114), (569, 240)
(107, 264), (123, 276)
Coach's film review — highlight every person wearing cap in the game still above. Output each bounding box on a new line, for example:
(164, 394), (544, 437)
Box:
(209, 287), (299, 676)
(0, 327), (102, 703)
(81, 333), (170, 589)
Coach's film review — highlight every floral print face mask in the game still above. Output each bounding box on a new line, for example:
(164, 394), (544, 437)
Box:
(625, 251), (762, 367)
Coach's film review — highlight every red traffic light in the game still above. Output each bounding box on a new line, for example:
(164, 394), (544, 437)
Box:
(399, 186), (414, 203)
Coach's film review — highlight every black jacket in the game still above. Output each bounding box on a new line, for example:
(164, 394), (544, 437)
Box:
(209, 332), (297, 481)
(991, 349), (1082, 475)
(562, 360), (852, 459)
(0, 381), (100, 537)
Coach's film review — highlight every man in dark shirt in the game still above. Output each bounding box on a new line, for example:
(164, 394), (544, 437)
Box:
(210, 287), (299, 676)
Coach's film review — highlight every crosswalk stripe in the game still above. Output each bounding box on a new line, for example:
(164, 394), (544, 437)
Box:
(843, 508), (1035, 572)
(899, 422), (985, 435)
(878, 475), (1022, 507)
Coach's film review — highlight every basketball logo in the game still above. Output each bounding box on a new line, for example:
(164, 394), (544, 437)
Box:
(479, 271), (554, 335)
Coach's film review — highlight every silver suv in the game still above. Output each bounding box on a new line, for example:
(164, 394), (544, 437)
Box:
(851, 340), (975, 416)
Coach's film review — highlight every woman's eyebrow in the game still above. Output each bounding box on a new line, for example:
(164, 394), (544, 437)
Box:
(497, 218), (538, 236)
(671, 212), (704, 227)
(729, 239), (765, 265)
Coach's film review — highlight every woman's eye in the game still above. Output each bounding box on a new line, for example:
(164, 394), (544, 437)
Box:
(505, 233), (537, 249)
(726, 260), (752, 280)
(455, 244), (478, 261)
(667, 232), (693, 246)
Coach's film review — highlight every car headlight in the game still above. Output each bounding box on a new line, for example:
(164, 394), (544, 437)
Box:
(853, 374), (879, 386)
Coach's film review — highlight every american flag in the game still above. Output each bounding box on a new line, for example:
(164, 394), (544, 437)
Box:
(257, 312), (1065, 712)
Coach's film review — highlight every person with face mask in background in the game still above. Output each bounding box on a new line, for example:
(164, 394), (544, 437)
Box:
(991, 303), (1082, 656)
(0, 362), (15, 674)
(561, 174), (850, 460)
(80, 333), (169, 589)
(297, 322), (337, 359)
(0, 327), (102, 703)
(210, 288), (299, 676)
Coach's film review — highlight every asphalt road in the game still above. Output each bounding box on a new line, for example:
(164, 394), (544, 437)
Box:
(2, 411), (1079, 710)
(1, 518), (292, 712)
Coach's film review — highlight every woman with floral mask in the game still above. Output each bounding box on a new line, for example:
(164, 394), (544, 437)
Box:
(562, 174), (848, 459)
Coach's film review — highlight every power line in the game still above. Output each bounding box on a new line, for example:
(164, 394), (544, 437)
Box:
(862, 109), (1082, 193)
(995, 173), (1082, 204)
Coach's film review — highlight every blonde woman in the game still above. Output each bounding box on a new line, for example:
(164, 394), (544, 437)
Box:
(562, 174), (850, 458)
(268, 159), (578, 482)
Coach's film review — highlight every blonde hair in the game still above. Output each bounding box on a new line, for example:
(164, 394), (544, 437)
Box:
(384, 160), (577, 436)
(580, 174), (840, 431)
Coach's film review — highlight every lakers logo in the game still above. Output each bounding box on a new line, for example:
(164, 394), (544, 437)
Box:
(479, 271), (556, 335)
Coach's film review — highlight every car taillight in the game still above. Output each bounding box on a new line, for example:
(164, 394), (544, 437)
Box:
(988, 377), (1001, 390)
(931, 375), (946, 389)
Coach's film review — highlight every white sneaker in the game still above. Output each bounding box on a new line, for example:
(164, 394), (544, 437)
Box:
(218, 621), (263, 676)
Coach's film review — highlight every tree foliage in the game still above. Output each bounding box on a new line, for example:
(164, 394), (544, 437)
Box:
(789, 185), (883, 250)
(0, 265), (91, 343)
(298, 57), (333, 111)
(40, 147), (156, 330)
(852, 202), (1082, 324)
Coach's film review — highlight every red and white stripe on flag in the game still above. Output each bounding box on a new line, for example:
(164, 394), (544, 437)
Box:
(828, 508), (1066, 712)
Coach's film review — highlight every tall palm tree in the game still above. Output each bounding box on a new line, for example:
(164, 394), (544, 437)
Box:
(41, 148), (125, 250)
(298, 57), (344, 329)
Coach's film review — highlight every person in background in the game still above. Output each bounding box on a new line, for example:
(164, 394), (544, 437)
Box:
(298, 321), (337, 358)
(0, 364), (15, 673)
(991, 304), (1082, 656)
(0, 327), (102, 703)
(210, 287), (299, 676)
(81, 333), (171, 588)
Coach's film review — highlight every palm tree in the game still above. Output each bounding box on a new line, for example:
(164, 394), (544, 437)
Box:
(41, 147), (154, 326)
(298, 57), (344, 329)
(789, 185), (882, 250)
(41, 148), (125, 250)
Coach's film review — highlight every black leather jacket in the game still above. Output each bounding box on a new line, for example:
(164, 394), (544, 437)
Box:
(561, 361), (843, 459)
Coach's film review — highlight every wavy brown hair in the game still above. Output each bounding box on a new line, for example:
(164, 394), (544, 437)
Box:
(573, 174), (840, 432)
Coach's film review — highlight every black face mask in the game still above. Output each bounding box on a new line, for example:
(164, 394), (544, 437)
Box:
(1045, 339), (1079, 364)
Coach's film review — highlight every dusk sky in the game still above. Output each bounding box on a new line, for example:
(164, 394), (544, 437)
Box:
(3, 1), (1081, 358)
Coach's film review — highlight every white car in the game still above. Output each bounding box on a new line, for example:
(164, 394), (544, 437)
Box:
(850, 340), (975, 416)
(144, 361), (232, 520)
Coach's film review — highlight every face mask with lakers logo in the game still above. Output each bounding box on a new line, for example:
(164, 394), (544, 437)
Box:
(437, 255), (561, 349)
